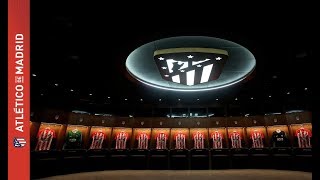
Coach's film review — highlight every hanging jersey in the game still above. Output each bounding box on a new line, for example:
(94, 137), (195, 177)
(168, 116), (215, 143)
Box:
(193, 132), (205, 149)
(156, 133), (167, 149)
(137, 133), (149, 149)
(295, 128), (312, 148)
(36, 128), (56, 151)
(271, 130), (288, 147)
(230, 131), (242, 148)
(65, 129), (83, 149)
(250, 130), (264, 148)
(90, 131), (105, 149)
(115, 131), (128, 149)
(212, 131), (223, 149)
(175, 133), (186, 149)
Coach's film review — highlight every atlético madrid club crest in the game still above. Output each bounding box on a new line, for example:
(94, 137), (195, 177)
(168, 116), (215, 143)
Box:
(154, 48), (228, 86)
(126, 36), (256, 91)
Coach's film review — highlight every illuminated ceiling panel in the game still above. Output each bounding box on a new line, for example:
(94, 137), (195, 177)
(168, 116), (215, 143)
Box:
(126, 36), (256, 92)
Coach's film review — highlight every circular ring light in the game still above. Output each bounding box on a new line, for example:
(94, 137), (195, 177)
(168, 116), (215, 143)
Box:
(126, 36), (256, 92)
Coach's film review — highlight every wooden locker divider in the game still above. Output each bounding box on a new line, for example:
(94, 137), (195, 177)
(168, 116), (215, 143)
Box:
(58, 124), (68, 150)
(30, 121), (41, 150)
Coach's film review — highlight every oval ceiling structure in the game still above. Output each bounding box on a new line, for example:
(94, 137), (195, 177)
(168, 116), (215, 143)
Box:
(126, 36), (256, 92)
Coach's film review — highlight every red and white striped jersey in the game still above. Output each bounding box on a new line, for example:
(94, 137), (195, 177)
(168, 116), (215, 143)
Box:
(36, 128), (56, 151)
(211, 131), (223, 149)
(193, 132), (204, 149)
(137, 133), (149, 149)
(250, 130), (264, 148)
(156, 133), (167, 149)
(295, 128), (312, 148)
(175, 133), (186, 149)
(90, 131), (106, 149)
(115, 131), (128, 149)
(229, 131), (242, 148)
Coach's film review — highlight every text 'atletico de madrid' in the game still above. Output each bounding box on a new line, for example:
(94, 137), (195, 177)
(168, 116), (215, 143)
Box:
(14, 34), (25, 133)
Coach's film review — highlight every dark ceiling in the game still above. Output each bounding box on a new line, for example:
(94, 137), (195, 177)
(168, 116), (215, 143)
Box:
(30, 2), (313, 117)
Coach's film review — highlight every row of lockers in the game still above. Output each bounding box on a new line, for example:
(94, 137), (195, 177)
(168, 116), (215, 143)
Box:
(31, 110), (312, 128)
(30, 121), (312, 151)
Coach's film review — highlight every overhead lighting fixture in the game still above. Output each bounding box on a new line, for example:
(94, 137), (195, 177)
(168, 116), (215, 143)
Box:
(126, 36), (256, 92)
(72, 110), (89, 114)
(208, 113), (214, 117)
(32, 74), (37, 77)
(265, 112), (281, 115)
(286, 110), (304, 114)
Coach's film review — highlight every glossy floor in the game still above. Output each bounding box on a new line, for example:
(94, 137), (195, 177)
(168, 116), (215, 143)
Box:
(39, 170), (311, 180)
